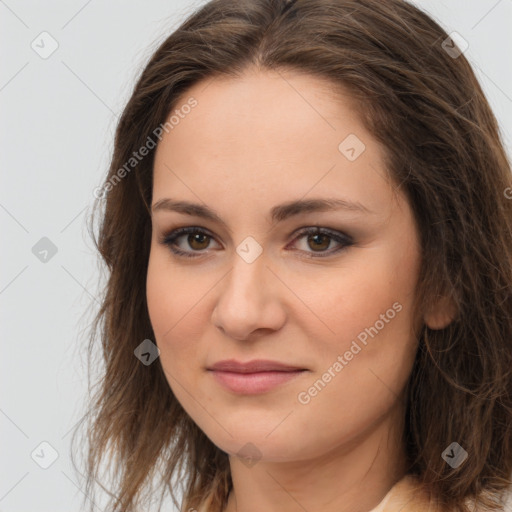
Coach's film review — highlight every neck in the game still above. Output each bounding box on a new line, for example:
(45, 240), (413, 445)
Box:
(223, 400), (407, 512)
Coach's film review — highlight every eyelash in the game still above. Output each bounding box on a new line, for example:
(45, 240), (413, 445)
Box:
(158, 226), (353, 259)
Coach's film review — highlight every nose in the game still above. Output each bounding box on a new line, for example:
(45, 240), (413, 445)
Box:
(211, 251), (287, 341)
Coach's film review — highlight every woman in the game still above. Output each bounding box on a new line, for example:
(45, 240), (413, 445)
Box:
(75, 1), (512, 511)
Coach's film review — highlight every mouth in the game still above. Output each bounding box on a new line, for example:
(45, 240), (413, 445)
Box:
(206, 359), (308, 394)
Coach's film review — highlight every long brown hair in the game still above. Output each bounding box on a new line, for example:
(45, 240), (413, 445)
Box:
(73, 1), (512, 511)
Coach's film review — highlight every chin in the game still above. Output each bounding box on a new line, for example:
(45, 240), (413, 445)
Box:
(197, 418), (308, 463)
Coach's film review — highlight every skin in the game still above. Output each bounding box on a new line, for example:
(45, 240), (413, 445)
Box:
(146, 67), (452, 512)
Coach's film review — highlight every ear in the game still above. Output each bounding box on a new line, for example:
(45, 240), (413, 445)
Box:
(423, 294), (458, 330)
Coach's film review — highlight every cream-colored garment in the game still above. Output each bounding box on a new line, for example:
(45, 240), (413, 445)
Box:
(367, 474), (437, 512)
(195, 474), (439, 512)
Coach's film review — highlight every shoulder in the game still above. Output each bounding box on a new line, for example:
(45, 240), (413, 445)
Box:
(195, 474), (501, 512)
(375, 474), (511, 512)
(375, 474), (441, 512)
(194, 476), (434, 512)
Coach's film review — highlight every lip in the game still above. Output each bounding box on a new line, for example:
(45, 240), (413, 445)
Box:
(208, 359), (306, 373)
(207, 359), (308, 394)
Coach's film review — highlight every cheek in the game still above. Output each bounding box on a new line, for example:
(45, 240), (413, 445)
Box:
(289, 268), (418, 450)
(146, 250), (196, 361)
(313, 249), (418, 345)
(146, 250), (224, 433)
(146, 247), (219, 387)
(302, 244), (420, 409)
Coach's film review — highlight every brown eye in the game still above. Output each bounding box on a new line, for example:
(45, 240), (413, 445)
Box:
(160, 226), (352, 260)
(289, 227), (353, 257)
(306, 233), (331, 251)
(160, 227), (220, 258)
(187, 233), (211, 250)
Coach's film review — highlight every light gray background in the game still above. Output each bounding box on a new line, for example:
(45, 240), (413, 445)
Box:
(1, 1), (511, 511)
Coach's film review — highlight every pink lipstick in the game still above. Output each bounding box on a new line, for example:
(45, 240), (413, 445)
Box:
(207, 359), (307, 394)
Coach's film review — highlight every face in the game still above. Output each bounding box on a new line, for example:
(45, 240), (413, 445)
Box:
(146, 67), (422, 462)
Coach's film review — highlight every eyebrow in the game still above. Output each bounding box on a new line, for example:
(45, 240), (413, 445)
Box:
(151, 197), (374, 229)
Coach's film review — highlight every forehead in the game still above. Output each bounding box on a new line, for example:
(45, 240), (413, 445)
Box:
(152, 68), (396, 218)
(165, 67), (363, 148)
